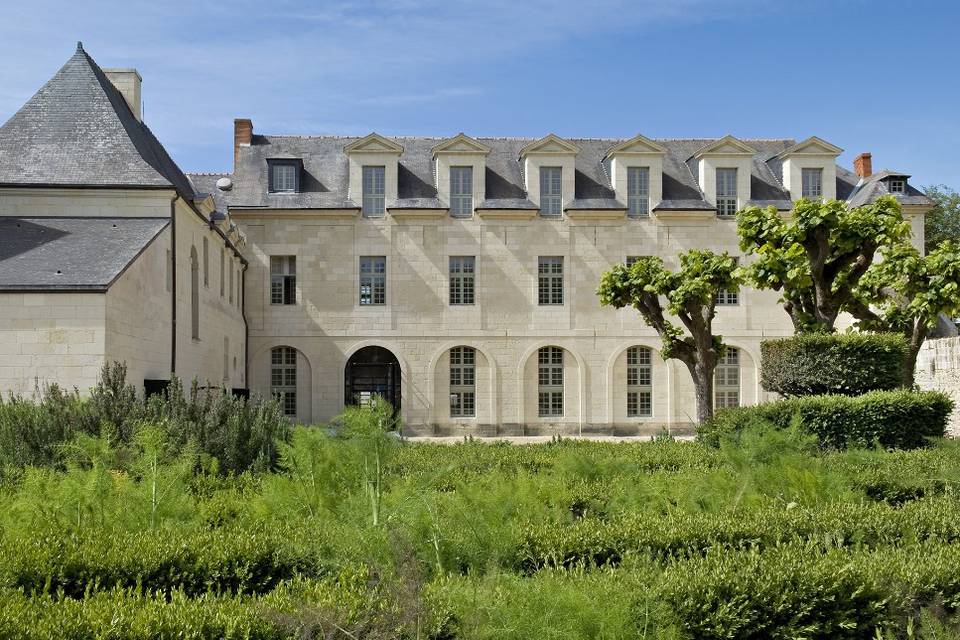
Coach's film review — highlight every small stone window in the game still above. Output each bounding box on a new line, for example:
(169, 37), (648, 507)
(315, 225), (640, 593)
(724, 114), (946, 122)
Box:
(270, 256), (296, 305)
(538, 256), (564, 306)
(359, 256), (386, 305)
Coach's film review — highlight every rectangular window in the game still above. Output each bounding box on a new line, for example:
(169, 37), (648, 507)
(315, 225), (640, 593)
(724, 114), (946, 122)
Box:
(716, 168), (738, 217)
(627, 167), (650, 218)
(450, 346), (476, 417)
(539, 166), (563, 217)
(626, 346), (653, 417)
(625, 255), (650, 268)
(538, 256), (564, 305)
(450, 166), (473, 217)
(269, 162), (298, 193)
(228, 260), (234, 304)
(801, 168), (823, 200)
(538, 346), (564, 417)
(223, 336), (229, 382)
(219, 249), (225, 297)
(359, 256), (386, 305)
(203, 238), (209, 287)
(449, 256), (476, 305)
(716, 258), (739, 306)
(362, 166), (386, 217)
(888, 178), (906, 194)
(271, 347), (297, 417)
(237, 269), (242, 308)
(714, 348), (740, 409)
(270, 256), (296, 305)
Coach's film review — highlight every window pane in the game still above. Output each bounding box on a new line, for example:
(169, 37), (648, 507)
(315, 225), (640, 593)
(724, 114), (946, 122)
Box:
(449, 256), (475, 305)
(450, 166), (473, 217)
(540, 167), (563, 217)
(716, 168), (738, 217)
(270, 347), (297, 417)
(801, 168), (822, 199)
(538, 256), (564, 305)
(627, 167), (650, 218)
(362, 166), (386, 217)
(538, 347), (564, 417)
(359, 256), (386, 305)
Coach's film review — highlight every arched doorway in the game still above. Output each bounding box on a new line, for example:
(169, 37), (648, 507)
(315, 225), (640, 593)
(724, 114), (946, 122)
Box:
(344, 346), (401, 411)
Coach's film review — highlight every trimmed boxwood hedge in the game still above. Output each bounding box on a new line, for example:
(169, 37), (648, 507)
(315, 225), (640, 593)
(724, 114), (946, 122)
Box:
(698, 390), (952, 449)
(761, 333), (908, 397)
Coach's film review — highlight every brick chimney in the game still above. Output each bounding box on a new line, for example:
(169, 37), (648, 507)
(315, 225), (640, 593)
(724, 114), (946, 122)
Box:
(103, 68), (142, 122)
(853, 152), (872, 179)
(234, 118), (253, 167)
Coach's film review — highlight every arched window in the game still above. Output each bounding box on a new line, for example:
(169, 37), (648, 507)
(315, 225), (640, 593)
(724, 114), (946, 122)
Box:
(190, 246), (199, 340)
(538, 347), (563, 417)
(715, 347), (740, 409)
(271, 347), (297, 416)
(449, 346), (475, 417)
(626, 346), (652, 417)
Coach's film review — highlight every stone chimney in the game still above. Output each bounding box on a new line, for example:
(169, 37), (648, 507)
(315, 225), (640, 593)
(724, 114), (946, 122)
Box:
(234, 118), (253, 167)
(853, 152), (872, 179)
(103, 68), (142, 122)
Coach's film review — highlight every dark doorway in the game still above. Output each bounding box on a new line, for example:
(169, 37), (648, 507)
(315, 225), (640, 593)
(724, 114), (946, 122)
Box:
(344, 346), (401, 412)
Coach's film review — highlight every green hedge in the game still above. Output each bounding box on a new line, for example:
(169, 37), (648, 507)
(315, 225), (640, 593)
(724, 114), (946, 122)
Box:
(698, 390), (951, 449)
(0, 528), (323, 598)
(760, 333), (908, 397)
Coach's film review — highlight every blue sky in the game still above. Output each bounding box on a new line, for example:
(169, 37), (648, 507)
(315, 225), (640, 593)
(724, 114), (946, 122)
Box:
(1, 0), (958, 186)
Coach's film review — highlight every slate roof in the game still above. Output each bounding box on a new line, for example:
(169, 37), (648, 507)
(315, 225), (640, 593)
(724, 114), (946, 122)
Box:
(847, 170), (931, 208)
(0, 43), (196, 199)
(0, 217), (168, 291)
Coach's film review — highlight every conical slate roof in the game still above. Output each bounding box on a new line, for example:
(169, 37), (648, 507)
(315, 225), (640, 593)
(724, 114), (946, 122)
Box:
(0, 42), (195, 197)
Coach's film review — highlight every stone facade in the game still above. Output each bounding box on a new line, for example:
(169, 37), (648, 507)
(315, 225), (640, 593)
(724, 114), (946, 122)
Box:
(916, 337), (960, 436)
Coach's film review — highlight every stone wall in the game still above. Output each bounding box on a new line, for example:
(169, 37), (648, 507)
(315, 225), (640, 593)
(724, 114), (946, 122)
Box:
(916, 337), (960, 435)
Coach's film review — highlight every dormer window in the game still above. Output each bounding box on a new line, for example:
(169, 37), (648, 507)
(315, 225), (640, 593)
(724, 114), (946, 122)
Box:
(716, 168), (738, 217)
(450, 166), (473, 217)
(888, 178), (906, 194)
(540, 167), (563, 217)
(268, 160), (300, 193)
(362, 165), (386, 217)
(801, 168), (822, 199)
(627, 167), (650, 217)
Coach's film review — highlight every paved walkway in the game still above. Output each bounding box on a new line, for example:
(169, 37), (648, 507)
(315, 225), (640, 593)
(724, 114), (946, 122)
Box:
(401, 434), (697, 444)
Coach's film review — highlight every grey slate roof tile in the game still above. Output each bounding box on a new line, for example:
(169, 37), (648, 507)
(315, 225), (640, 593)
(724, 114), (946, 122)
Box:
(0, 217), (168, 290)
(0, 43), (196, 199)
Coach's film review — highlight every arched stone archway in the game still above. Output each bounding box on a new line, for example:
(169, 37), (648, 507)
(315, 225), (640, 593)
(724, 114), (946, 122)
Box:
(344, 345), (402, 413)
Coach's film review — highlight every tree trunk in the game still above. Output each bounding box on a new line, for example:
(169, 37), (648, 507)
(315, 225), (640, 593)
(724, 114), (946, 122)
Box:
(685, 359), (715, 425)
(903, 322), (928, 389)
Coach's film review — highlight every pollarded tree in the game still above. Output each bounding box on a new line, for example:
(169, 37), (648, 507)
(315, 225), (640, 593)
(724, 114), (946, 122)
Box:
(737, 196), (910, 333)
(597, 250), (740, 424)
(852, 240), (960, 386)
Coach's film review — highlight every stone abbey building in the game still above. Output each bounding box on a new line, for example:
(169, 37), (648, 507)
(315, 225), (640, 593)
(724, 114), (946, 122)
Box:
(0, 45), (932, 435)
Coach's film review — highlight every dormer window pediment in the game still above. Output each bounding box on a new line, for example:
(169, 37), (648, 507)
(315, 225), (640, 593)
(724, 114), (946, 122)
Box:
(431, 133), (491, 156)
(520, 134), (577, 215)
(606, 134), (666, 216)
(776, 136), (842, 201)
(692, 136), (756, 215)
(432, 134), (490, 217)
(344, 133), (404, 155)
(345, 133), (402, 210)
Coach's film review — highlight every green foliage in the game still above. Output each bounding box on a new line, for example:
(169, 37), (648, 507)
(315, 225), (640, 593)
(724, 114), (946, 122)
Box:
(0, 363), (290, 474)
(598, 250), (740, 423)
(924, 184), (960, 252)
(699, 390), (952, 449)
(737, 196), (910, 332)
(760, 333), (908, 396)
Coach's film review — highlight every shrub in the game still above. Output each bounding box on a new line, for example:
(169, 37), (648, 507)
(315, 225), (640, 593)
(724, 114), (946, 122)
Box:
(698, 390), (951, 449)
(761, 333), (908, 397)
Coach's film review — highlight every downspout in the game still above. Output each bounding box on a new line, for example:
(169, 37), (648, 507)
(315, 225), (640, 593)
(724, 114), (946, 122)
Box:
(170, 194), (180, 375)
(242, 261), (249, 392)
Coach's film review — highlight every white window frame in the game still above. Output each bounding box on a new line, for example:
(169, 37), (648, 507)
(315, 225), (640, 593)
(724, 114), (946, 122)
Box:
(538, 256), (564, 306)
(449, 346), (476, 418)
(627, 166), (650, 218)
(714, 347), (740, 409)
(539, 166), (563, 217)
(450, 166), (473, 217)
(270, 255), (296, 305)
(270, 163), (298, 193)
(271, 347), (297, 417)
(801, 167), (823, 200)
(716, 168), (738, 217)
(888, 178), (906, 194)
(626, 346), (653, 417)
(359, 255), (386, 306)
(449, 256), (475, 305)
(538, 346), (564, 417)
(362, 165), (386, 217)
